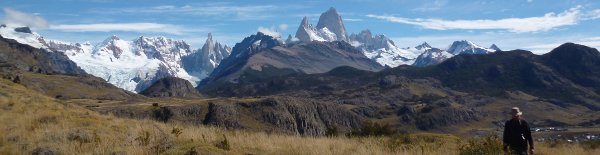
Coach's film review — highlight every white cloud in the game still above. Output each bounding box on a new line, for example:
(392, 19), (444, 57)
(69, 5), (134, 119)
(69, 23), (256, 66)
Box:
(49, 23), (203, 35)
(257, 26), (280, 38)
(279, 24), (288, 31)
(369, 6), (585, 33)
(1, 8), (49, 28)
(582, 9), (600, 20)
(527, 0), (533, 3)
(413, 0), (448, 12)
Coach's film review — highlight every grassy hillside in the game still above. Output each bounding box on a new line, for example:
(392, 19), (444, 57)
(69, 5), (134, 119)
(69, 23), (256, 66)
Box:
(0, 78), (598, 154)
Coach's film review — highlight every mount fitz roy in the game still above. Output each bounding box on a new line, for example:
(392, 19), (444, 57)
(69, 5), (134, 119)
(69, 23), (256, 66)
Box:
(0, 7), (500, 93)
(291, 7), (500, 67)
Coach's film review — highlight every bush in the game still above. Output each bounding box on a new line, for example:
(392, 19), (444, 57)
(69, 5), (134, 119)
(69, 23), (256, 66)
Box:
(325, 127), (339, 137)
(215, 134), (230, 151)
(153, 107), (173, 122)
(580, 140), (600, 150)
(459, 134), (504, 155)
(171, 127), (183, 138)
(347, 120), (395, 137)
(135, 131), (151, 146)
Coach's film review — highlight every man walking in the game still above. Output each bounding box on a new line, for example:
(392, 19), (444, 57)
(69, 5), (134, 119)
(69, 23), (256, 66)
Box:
(503, 107), (534, 155)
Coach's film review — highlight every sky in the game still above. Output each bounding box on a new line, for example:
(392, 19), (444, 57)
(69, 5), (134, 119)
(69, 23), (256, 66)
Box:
(1, 0), (600, 54)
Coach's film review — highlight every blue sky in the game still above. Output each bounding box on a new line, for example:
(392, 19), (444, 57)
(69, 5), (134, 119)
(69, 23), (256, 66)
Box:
(1, 0), (599, 53)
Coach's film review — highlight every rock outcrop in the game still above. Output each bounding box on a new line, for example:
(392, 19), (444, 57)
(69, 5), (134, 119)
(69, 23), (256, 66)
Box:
(139, 77), (200, 98)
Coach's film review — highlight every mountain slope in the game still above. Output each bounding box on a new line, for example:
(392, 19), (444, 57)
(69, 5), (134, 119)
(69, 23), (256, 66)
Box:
(399, 43), (600, 110)
(0, 35), (138, 100)
(199, 32), (383, 89)
(139, 77), (200, 98)
(447, 40), (496, 55)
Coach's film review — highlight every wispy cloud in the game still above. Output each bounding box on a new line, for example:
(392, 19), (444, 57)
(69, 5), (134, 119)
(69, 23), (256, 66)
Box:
(99, 4), (279, 21)
(368, 6), (594, 33)
(49, 23), (207, 35)
(582, 9), (600, 20)
(1, 8), (49, 28)
(412, 0), (448, 12)
(257, 26), (281, 38)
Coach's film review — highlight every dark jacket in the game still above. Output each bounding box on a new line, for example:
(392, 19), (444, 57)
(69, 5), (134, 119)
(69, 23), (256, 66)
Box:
(503, 118), (534, 152)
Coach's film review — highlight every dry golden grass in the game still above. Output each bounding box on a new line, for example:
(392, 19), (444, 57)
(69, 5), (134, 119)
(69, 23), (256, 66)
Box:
(0, 79), (599, 155)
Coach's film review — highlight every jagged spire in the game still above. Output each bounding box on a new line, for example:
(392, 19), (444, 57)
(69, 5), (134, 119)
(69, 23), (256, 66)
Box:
(316, 7), (348, 41)
(301, 16), (309, 28)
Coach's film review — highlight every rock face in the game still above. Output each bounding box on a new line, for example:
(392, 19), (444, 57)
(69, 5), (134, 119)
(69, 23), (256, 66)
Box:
(182, 33), (231, 80)
(294, 7), (348, 42)
(101, 96), (361, 136)
(139, 77), (200, 98)
(316, 7), (348, 42)
(199, 32), (383, 88)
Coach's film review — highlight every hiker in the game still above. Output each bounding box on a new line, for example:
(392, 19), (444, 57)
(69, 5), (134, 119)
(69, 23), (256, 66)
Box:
(503, 107), (534, 155)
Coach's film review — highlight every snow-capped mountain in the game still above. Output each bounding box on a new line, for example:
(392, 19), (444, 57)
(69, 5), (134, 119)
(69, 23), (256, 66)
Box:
(447, 40), (497, 55)
(349, 30), (422, 67)
(412, 41), (501, 67)
(413, 47), (453, 67)
(0, 25), (229, 92)
(56, 35), (198, 92)
(316, 7), (348, 42)
(0, 24), (47, 49)
(295, 7), (347, 42)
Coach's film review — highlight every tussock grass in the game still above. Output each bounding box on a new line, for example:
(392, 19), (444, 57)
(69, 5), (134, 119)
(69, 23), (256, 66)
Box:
(0, 79), (599, 154)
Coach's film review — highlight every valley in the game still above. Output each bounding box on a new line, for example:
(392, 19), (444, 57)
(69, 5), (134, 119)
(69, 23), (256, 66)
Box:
(1, 2), (599, 154)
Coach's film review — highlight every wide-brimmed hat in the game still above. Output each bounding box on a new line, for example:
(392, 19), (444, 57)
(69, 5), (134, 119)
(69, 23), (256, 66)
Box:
(509, 107), (522, 116)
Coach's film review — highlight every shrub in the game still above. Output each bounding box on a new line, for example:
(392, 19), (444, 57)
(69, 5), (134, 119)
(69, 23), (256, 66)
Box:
(135, 131), (151, 146)
(325, 127), (339, 137)
(347, 120), (395, 137)
(215, 134), (230, 151)
(153, 107), (173, 122)
(459, 134), (504, 155)
(171, 127), (183, 138)
(580, 140), (600, 150)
